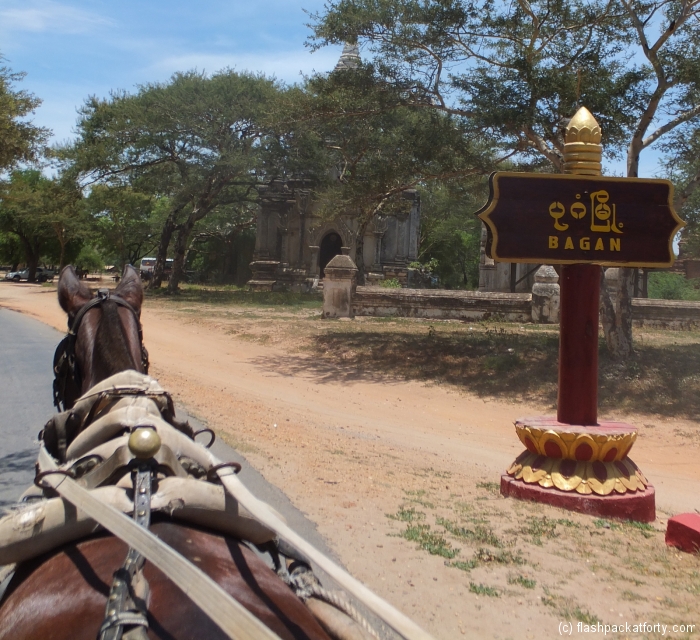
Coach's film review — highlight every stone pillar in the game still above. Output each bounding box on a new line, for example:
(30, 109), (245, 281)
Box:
(531, 265), (560, 323)
(372, 232), (384, 271)
(396, 213), (408, 263)
(322, 255), (358, 319)
(309, 246), (320, 277)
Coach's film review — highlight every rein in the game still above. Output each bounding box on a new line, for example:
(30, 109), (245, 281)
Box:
(53, 288), (149, 412)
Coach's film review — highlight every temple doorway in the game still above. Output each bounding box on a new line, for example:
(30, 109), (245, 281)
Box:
(319, 232), (343, 277)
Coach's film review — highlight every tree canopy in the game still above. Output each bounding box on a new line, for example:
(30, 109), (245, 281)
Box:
(0, 60), (49, 171)
(310, 0), (700, 356)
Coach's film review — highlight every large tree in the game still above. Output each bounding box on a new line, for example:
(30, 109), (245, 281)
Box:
(0, 170), (57, 279)
(292, 64), (493, 282)
(0, 59), (49, 171)
(70, 70), (282, 293)
(311, 0), (700, 357)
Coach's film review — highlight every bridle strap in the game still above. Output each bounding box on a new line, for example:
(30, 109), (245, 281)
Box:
(69, 289), (141, 339)
(53, 289), (149, 412)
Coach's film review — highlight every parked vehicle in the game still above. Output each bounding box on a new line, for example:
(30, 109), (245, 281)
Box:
(3, 267), (55, 282)
(139, 257), (173, 280)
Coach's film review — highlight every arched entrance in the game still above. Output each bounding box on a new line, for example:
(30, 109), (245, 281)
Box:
(319, 232), (343, 277)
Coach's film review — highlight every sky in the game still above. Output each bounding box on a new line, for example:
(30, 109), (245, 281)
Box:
(0, 0), (660, 176)
(0, 0), (341, 145)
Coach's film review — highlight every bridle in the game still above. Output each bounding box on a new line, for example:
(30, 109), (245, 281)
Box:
(53, 288), (149, 412)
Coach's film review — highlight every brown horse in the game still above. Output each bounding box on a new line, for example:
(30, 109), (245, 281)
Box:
(0, 265), (331, 640)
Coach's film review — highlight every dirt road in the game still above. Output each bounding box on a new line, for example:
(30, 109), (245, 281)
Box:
(2, 281), (699, 640)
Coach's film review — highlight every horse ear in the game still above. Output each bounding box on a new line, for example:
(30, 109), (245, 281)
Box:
(58, 266), (92, 319)
(114, 265), (143, 315)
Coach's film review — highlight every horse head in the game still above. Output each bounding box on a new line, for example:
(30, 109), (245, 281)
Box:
(55, 265), (148, 409)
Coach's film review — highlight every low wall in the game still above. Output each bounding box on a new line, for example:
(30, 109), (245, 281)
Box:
(350, 287), (700, 329)
(353, 287), (532, 322)
(632, 298), (700, 330)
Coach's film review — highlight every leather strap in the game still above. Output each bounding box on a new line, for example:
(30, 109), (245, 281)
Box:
(37, 447), (282, 640)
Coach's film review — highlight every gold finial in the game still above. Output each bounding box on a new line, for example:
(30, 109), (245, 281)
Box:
(563, 107), (602, 176)
(128, 426), (161, 459)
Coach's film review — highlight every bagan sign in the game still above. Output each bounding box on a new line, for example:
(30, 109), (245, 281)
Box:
(476, 172), (685, 268)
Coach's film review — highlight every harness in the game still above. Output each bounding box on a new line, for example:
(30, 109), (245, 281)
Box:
(53, 289), (149, 412)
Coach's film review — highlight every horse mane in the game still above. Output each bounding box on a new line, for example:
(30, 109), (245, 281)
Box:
(92, 299), (137, 381)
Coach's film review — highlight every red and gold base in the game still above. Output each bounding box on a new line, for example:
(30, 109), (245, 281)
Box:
(502, 417), (655, 522)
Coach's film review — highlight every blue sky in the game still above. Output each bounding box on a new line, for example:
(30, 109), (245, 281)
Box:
(0, 0), (341, 145)
(1, 0), (660, 176)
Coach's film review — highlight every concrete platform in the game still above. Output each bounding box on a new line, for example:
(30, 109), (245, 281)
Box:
(501, 474), (656, 522)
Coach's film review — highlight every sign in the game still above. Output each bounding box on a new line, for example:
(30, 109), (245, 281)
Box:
(476, 172), (685, 268)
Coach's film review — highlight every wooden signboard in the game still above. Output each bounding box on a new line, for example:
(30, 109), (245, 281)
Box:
(476, 172), (685, 267)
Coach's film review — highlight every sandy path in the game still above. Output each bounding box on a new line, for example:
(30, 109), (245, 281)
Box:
(3, 282), (700, 640)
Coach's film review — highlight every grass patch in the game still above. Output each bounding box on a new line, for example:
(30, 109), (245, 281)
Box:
(476, 481), (500, 494)
(542, 589), (602, 625)
(437, 517), (503, 547)
(508, 574), (537, 589)
(148, 285), (322, 309)
(446, 559), (479, 572)
(469, 582), (500, 597)
(474, 547), (525, 565)
(386, 507), (425, 522)
(399, 524), (460, 559)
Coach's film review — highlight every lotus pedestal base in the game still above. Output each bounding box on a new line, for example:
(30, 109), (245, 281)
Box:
(501, 417), (655, 522)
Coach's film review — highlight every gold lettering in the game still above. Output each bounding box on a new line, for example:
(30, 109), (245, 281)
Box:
(570, 201), (587, 220)
(590, 190), (623, 234)
(549, 236), (559, 249)
(595, 238), (604, 251)
(549, 202), (568, 231)
(565, 237), (574, 250)
(610, 238), (621, 251)
(580, 237), (590, 250)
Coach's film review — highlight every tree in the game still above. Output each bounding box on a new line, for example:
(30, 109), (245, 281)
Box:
(0, 59), (49, 171)
(311, 0), (700, 357)
(418, 179), (489, 288)
(0, 170), (55, 280)
(295, 64), (492, 282)
(85, 184), (160, 270)
(70, 71), (282, 293)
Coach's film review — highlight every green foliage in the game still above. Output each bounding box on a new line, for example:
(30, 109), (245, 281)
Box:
(508, 575), (537, 589)
(0, 60), (49, 170)
(398, 523), (460, 558)
(380, 278), (402, 288)
(418, 181), (486, 289)
(468, 582), (499, 597)
(648, 273), (700, 301)
(0, 169), (87, 275)
(311, 0), (700, 356)
(74, 245), (104, 272)
(68, 70), (284, 292)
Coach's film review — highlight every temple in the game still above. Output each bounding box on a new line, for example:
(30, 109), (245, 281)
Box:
(248, 44), (422, 291)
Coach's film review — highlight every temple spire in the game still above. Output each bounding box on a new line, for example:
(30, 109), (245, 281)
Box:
(333, 42), (361, 72)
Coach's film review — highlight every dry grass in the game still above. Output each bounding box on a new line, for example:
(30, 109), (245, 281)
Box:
(149, 288), (700, 422)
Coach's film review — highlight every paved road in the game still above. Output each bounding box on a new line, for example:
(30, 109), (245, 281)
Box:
(0, 308), (56, 506)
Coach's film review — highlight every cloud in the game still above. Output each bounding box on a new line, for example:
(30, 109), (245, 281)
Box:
(148, 47), (343, 84)
(0, 0), (112, 34)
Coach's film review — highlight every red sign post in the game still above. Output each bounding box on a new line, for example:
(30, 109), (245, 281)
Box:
(484, 107), (683, 521)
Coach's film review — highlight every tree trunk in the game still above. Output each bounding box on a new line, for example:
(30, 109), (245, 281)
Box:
(167, 216), (197, 294)
(600, 268), (634, 359)
(354, 216), (371, 284)
(151, 211), (177, 289)
(18, 234), (40, 283)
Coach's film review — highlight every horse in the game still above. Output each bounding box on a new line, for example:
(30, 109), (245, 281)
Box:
(0, 265), (336, 640)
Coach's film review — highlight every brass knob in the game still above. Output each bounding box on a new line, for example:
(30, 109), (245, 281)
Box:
(128, 427), (161, 459)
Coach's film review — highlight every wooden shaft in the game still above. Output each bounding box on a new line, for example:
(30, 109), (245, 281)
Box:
(557, 264), (600, 425)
